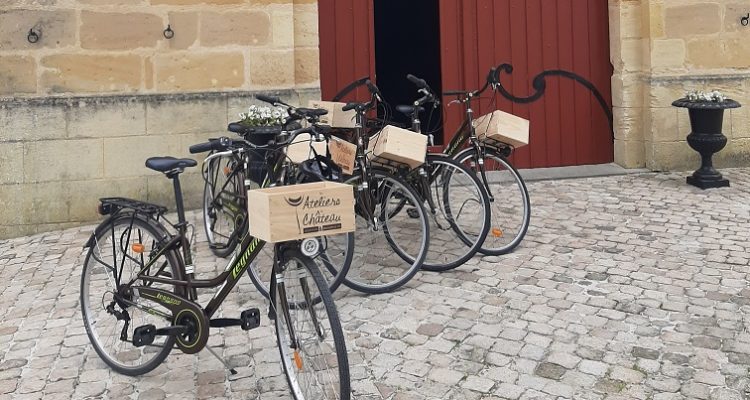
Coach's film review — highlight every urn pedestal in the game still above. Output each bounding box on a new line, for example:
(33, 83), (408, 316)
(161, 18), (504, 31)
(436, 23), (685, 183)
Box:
(672, 98), (741, 189)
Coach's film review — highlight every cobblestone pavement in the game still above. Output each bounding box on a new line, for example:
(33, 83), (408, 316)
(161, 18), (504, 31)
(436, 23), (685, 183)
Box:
(1, 169), (750, 400)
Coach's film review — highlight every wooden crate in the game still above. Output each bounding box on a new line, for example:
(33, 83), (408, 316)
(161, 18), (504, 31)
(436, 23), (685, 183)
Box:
(285, 133), (327, 164)
(367, 125), (427, 169)
(472, 110), (530, 148)
(328, 136), (357, 174)
(308, 100), (357, 128)
(247, 182), (355, 243)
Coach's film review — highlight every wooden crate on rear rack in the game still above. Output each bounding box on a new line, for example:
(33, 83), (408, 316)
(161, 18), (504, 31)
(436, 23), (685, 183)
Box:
(247, 182), (355, 243)
(367, 125), (427, 169)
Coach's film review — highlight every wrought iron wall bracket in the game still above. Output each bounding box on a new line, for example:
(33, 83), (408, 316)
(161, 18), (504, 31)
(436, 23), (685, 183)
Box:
(493, 63), (614, 140)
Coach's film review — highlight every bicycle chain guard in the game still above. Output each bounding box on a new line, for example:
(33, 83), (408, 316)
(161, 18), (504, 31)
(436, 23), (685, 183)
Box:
(133, 286), (209, 354)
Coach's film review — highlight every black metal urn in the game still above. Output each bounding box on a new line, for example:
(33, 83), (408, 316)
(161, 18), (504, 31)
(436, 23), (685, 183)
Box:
(672, 97), (741, 189)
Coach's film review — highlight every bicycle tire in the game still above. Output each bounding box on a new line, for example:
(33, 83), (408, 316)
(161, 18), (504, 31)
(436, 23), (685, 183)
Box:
(271, 249), (350, 400)
(247, 232), (355, 299)
(455, 148), (531, 255)
(342, 167), (428, 294)
(80, 212), (182, 376)
(202, 153), (243, 258)
(418, 155), (491, 271)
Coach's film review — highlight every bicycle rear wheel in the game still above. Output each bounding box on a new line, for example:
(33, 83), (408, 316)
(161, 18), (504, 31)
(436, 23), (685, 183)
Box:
(343, 167), (428, 294)
(80, 213), (181, 376)
(202, 153), (244, 257)
(271, 249), (350, 400)
(416, 155), (491, 271)
(455, 148), (530, 255)
(246, 232), (354, 299)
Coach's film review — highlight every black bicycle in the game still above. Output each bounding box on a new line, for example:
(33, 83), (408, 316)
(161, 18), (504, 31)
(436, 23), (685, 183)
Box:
(80, 127), (350, 399)
(401, 69), (531, 255)
(199, 100), (355, 299)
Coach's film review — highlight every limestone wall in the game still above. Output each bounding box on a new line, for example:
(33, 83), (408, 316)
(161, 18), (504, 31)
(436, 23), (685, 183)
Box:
(610, 0), (750, 170)
(0, 0), (320, 239)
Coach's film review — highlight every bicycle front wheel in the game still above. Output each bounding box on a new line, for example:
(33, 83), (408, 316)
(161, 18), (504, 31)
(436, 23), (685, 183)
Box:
(247, 232), (354, 299)
(455, 148), (531, 255)
(271, 249), (350, 400)
(416, 155), (491, 271)
(343, 167), (429, 294)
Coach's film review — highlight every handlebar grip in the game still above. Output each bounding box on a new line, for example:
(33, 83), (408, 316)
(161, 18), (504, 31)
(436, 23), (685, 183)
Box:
(406, 74), (428, 89)
(189, 139), (221, 154)
(365, 79), (382, 97)
(341, 102), (358, 112)
(487, 66), (499, 84)
(256, 94), (280, 105)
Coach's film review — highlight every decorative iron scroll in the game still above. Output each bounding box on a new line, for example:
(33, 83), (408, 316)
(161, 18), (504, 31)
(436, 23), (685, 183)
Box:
(493, 63), (614, 140)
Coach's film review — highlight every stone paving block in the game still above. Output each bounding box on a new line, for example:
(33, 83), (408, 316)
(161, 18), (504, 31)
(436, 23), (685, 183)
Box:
(2, 170), (750, 398)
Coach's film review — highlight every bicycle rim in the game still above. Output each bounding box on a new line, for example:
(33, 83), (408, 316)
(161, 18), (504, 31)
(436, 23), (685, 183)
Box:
(343, 168), (428, 294)
(272, 250), (350, 400)
(247, 233), (354, 299)
(202, 155), (243, 257)
(419, 156), (490, 271)
(456, 149), (530, 255)
(80, 214), (179, 376)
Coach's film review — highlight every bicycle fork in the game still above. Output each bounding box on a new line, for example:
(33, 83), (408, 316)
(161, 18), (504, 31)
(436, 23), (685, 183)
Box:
(270, 249), (326, 370)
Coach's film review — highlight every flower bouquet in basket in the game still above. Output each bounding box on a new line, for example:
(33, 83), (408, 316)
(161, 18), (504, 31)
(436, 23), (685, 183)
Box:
(228, 104), (293, 147)
(238, 104), (287, 128)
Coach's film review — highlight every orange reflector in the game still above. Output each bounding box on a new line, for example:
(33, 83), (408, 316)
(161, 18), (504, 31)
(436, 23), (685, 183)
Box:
(491, 228), (503, 238)
(132, 243), (145, 253)
(293, 350), (303, 370)
(223, 166), (231, 176)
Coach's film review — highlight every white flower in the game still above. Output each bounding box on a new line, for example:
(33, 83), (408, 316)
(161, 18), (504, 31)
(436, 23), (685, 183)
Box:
(684, 90), (726, 103)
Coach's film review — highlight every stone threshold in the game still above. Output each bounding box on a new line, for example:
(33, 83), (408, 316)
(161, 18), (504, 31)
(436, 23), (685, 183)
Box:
(519, 163), (650, 182)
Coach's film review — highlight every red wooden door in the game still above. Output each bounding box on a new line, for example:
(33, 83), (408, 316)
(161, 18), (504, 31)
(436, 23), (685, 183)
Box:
(319, 0), (613, 168)
(318, 0), (376, 102)
(439, 0), (613, 168)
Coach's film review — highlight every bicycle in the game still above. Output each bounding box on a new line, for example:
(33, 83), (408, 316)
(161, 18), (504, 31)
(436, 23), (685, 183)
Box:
(330, 82), (431, 294)
(80, 127), (351, 400)
(198, 102), (355, 298)
(399, 69), (531, 256)
(369, 76), (492, 271)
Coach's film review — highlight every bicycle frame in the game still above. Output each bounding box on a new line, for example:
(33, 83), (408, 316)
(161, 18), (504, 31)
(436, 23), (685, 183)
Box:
(117, 220), (267, 318)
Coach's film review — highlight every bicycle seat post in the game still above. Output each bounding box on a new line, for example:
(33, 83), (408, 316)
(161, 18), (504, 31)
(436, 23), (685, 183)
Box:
(166, 169), (187, 226)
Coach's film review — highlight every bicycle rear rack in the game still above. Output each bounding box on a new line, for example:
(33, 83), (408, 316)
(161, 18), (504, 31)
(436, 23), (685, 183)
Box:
(479, 137), (514, 157)
(370, 155), (413, 171)
(98, 197), (168, 217)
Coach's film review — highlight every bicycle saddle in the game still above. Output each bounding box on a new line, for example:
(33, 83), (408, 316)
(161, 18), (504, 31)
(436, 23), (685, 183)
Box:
(396, 105), (424, 116)
(145, 157), (197, 173)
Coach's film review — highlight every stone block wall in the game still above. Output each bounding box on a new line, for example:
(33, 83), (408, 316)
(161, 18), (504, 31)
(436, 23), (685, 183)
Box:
(0, 0), (321, 239)
(610, 0), (750, 170)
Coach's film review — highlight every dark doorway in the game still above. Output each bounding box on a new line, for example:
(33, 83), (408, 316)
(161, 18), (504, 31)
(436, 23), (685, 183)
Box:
(373, 0), (443, 144)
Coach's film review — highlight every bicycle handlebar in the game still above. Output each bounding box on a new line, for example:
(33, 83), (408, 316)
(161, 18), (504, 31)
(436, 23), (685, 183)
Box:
(256, 94), (281, 105)
(406, 74), (429, 90)
(189, 137), (232, 154)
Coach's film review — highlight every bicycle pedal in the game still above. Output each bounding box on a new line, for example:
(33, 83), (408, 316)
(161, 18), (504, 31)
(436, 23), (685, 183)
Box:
(406, 208), (420, 219)
(133, 324), (156, 347)
(209, 243), (229, 250)
(241, 308), (261, 331)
